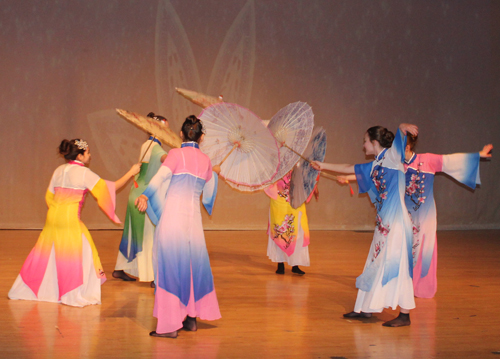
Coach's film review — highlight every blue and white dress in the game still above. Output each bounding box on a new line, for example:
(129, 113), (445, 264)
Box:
(353, 129), (415, 313)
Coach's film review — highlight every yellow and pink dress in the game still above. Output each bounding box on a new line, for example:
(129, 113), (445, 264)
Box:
(265, 172), (311, 266)
(8, 160), (119, 307)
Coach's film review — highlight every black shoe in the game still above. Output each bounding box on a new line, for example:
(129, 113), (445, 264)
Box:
(150, 281), (155, 288)
(382, 313), (410, 327)
(291, 266), (305, 275)
(112, 270), (136, 281)
(276, 263), (285, 275)
(343, 311), (372, 318)
(149, 330), (178, 338)
(182, 316), (197, 331)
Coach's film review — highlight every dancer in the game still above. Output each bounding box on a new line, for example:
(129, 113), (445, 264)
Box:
(265, 171), (314, 275)
(404, 134), (493, 298)
(8, 139), (140, 307)
(113, 112), (168, 285)
(312, 123), (418, 327)
(135, 115), (220, 338)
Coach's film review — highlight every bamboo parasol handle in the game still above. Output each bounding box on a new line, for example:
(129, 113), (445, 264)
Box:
(213, 143), (239, 174)
(133, 136), (156, 188)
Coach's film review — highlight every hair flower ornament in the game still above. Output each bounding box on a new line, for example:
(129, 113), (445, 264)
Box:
(75, 139), (88, 150)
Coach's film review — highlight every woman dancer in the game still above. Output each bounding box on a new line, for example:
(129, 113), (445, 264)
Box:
(404, 135), (493, 298)
(135, 115), (220, 338)
(312, 123), (418, 327)
(9, 139), (140, 307)
(113, 112), (168, 285)
(265, 171), (314, 275)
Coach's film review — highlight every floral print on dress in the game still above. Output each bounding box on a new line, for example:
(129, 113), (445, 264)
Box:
(372, 239), (385, 262)
(376, 214), (390, 236)
(408, 211), (421, 265)
(372, 166), (388, 212)
(278, 172), (292, 202)
(272, 214), (296, 249)
(406, 163), (427, 211)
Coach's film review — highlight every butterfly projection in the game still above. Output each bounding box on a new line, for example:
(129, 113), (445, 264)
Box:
(87, 0), (256, 176)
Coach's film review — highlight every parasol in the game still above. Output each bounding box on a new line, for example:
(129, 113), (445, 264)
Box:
(199, 102), (280, 187)
(267, 102), (314, 181)
(116, 109), (182, 149)
(290, 126), (327, 209)
(175, 87), (223, 109)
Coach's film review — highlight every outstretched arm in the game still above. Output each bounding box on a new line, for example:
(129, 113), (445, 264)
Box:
(479, 144), (493, 158)
(311, 161), (355, 174)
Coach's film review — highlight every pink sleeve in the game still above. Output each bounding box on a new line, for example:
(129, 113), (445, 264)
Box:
(205, 156), (213, 182)
(264, 182), (279, 200)
(162, 149), (178, 173)
(422, 153), (443, 173)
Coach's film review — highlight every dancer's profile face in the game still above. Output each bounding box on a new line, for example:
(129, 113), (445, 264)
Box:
(363, 133), (377, 156)
(78, 149), (91, 164)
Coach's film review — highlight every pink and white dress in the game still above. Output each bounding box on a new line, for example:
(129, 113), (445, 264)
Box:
(404, 152), (481, 298)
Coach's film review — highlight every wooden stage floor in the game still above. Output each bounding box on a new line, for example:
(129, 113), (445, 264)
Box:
(1, 230), (499, 359)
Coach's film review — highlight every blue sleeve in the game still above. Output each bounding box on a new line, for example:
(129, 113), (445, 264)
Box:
(202, 172), (218, 215)
(393, 128), (407, 164)
(355, 162), (378, 204)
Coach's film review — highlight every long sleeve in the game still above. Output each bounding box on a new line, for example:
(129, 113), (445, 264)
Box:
(202, 172), (218, 215)
(143, 165), (173, 225)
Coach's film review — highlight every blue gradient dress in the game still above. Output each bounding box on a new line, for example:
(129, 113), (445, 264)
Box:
(353, 129), (415, 313)
(142, 142), (219, 333)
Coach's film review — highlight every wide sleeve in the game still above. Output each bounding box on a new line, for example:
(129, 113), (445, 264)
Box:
(441, 152), (481, 189)
(89, 178), (120, 224)
(386, 128), (407, 165)
(143, 165), (173, 225)
(202, 172), (218, 215)
(354, 161), (378, 204)
(45, 171), (56, 207)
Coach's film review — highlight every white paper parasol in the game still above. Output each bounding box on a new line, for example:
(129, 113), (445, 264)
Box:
(267, 102), (314, 181)
(199, 102), (280, 187)
(290, 126), (327, 208)
(116, 109), (182, 148)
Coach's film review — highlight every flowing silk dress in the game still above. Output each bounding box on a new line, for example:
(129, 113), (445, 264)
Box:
(9, 160), (119, 307)
(353, 129), (415, 313)
(404, 152), (481, 298)
(114, 138), (167, 281)
(265, 172), (311, 266)
(142, 142), (220, 333)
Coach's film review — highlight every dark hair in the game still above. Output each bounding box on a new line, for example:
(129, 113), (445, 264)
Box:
(147, 112), (168, 123)
(58, 139), (87, 160)
(181, 115), (204, 143)
(366, 126), (394, 148)
(406, 133), (418, 151)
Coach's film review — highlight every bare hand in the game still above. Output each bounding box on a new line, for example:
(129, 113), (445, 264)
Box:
(212, 165), (221, 175)
(311, 161), (322, 171)
(135, 195), (148, 212)
(336, 176), (350, 184)
(399, 123), (419, 136)
(130, 163), (141, 176)
(479, 144), (493, 158)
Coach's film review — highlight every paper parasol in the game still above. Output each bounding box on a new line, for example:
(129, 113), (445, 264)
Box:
(267, 102), (314, 181)
(199, 102), (280, 187)
(290, 126), (327, 208)
(116, 109), (182, 149)
(175, 87), (223, 109)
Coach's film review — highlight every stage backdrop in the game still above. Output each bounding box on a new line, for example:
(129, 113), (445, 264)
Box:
(1, 0), (499, 230)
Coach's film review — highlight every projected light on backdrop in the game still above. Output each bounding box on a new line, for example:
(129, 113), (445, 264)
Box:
(87, 0), (256, 176)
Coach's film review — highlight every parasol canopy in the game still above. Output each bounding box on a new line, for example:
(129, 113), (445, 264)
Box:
(267, 102), (314, 181)
(199, 102), (280, 187)
(290, 126), (327, 209)
(116, 109), (182, 149)
(175, 87), (223, 109)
